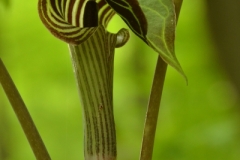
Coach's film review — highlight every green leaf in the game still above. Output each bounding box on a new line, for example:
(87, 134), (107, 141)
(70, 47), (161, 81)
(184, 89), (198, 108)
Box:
(106, 0), (187, 80)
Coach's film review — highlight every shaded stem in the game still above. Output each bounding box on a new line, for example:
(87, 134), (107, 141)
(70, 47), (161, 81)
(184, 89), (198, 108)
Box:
(0, 59), (51, 160)
(140, 1), (183, 160)
(140, 57), (167, 160)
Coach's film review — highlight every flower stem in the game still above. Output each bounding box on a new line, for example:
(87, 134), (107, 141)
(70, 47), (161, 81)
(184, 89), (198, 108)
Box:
(0, 59), (51, 160)
(140, 57), (167, 160)
(140, 1), (183, 159)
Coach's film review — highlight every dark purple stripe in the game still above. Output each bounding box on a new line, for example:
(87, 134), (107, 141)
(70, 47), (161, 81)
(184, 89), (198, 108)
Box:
(106, 0), (147, 37)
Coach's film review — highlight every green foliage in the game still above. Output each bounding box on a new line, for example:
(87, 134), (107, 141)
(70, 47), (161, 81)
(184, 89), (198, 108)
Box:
(106, 0), (186, 79)
(139, 0), (185, 79)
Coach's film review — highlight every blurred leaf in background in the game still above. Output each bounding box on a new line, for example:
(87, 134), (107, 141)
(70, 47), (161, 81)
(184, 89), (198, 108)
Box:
(0, 0), (10, 7)
(0, 0), (239, 160)
(206, 0), (240, 94)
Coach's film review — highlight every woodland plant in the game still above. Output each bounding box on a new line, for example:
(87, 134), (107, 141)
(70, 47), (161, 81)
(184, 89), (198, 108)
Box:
(0, 0), (185, 160)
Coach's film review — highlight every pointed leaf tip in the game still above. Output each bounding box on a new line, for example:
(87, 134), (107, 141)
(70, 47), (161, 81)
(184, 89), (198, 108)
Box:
(106, 0), (187, 81)
(139, 0), (186, 80)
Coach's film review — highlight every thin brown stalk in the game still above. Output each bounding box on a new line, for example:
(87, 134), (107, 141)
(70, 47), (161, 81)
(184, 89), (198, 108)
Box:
(140, 57), (167, 160)
(0, 59), (51, 160)
(140, 1), (183, 160)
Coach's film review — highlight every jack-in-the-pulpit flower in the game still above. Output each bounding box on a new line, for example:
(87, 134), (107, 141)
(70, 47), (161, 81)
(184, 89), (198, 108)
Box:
(38, 0), (129, 160)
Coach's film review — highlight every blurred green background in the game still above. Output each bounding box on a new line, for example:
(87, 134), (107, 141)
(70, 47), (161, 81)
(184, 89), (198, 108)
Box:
(0, 0), (240, 160)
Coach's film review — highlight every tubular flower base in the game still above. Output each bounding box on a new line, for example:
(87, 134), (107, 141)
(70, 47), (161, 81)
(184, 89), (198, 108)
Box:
(69, 26), (129, 159)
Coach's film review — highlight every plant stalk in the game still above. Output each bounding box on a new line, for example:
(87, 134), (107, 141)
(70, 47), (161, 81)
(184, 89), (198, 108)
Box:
(140, 57), (167, 160)
(0, 59), (51, 160)
(140, 0), (183, 159)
